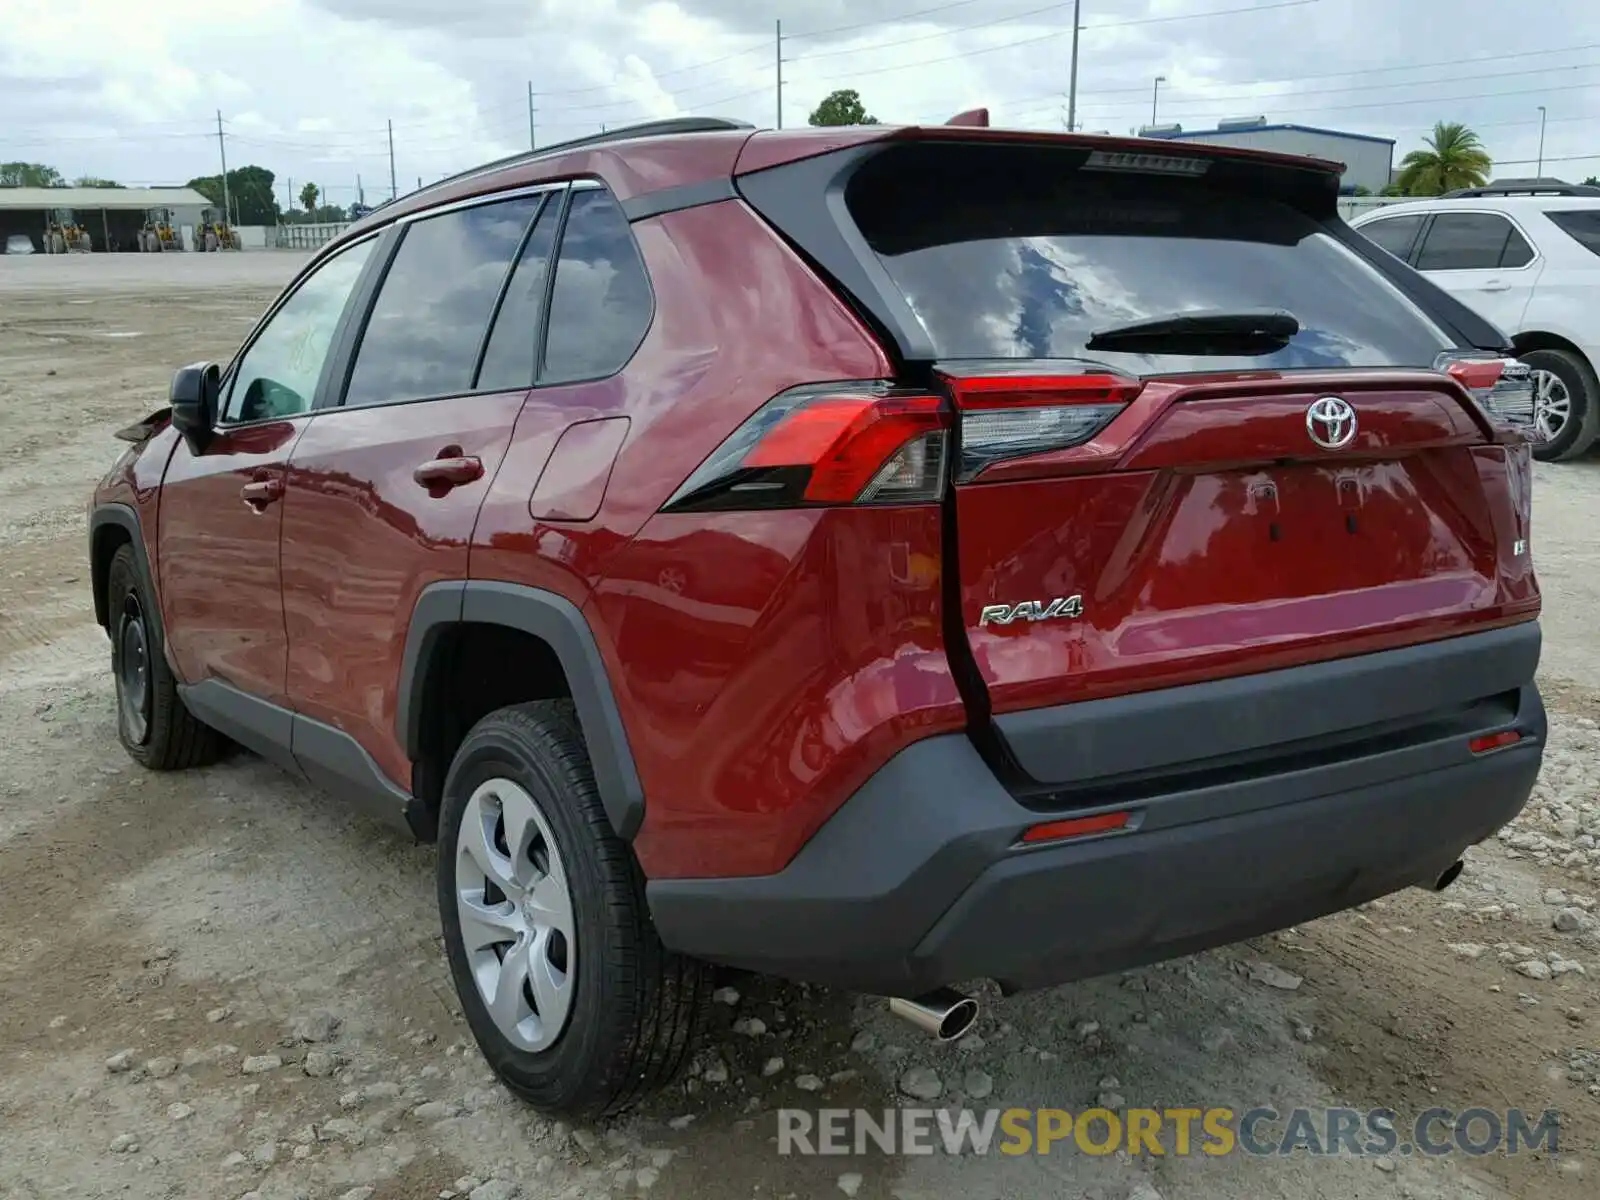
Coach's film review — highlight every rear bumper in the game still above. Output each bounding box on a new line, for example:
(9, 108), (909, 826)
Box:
(647, 628), (1545, 995)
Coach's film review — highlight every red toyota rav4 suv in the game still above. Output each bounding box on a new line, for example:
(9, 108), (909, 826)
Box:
(89, 116), (1546, 1117)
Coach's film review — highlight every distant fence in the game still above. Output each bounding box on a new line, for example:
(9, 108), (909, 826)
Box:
(274, 222), (353, 250)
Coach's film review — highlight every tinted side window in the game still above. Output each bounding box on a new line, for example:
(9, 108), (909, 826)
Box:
(1359, 214), (1424, 261)
(1415, 213), (1521, 271)
(1548, 209), (1600, 257)
(344, 195), (541, 407)
(223, 237), (374, 423)
(1500, 223), (1535, 267)
(476, 197), (562, 392)
(541, 189), (653, 384)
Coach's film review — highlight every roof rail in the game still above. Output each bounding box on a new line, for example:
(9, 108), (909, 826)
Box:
(1442, 178), (1600, 198)
(401, 117), (757, 204)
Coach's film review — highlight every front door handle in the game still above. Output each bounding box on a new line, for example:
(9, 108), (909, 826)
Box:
(240, 478), (284, 509)
(413, 453), (484, 493)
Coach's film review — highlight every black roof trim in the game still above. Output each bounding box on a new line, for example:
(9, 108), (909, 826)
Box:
(1443, 179), (1600, 198)
(407, 118), (755, 204)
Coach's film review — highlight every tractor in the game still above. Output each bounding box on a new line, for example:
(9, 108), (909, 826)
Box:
(195, 208), (240, 251)
(139, 209), (183, 252)
(45, 209), (92, 253)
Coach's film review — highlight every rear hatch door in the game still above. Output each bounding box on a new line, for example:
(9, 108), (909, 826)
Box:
(832, 139), (1533, 714)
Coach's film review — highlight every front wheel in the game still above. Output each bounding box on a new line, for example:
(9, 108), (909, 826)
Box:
(437, 701), (709, 1117)
(1524, 348), (1600, 462)
(106, 545), (223, 769)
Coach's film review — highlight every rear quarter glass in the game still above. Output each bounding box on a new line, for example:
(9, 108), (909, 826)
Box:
(844, 144), (1452, 374)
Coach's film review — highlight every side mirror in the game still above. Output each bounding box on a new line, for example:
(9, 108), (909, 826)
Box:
(169, 362), (220, 454)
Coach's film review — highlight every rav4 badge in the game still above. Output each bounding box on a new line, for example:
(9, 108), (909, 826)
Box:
(979, 596), (1085, 626)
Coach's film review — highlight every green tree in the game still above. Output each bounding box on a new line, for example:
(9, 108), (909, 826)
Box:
(808, 88), (878, 127)
(0, 161), (66, 187)
(188, 165), (280, 226)
(1396, 122), (1492, 195)
(1585, 175), (1599, 187)
(73, 176), (122, 187)
(300, 182), (320, 214)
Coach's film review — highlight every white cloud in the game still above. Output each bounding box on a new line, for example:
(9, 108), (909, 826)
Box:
(2, 0), (1597, 204)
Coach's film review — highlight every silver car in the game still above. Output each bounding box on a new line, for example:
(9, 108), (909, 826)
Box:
(5, 234), (36, 255)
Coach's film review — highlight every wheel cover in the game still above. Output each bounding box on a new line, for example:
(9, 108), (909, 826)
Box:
(1532, 369), (1572, 442)
(115, 595), (151, 745)
(455, 777), (577, 1052)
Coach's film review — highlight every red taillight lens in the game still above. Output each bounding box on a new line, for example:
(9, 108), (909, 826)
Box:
(939, 368), (1143, 481)
(663, 384), (950, 512)
(1435, 351), (1540, 439)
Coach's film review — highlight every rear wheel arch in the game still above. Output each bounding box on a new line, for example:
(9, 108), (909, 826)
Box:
(399, 581), (646, 843)
(1510, 329), (1594, 367)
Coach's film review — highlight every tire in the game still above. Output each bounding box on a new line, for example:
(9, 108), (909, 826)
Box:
(106, 545), (224, 769)
(437, 700), (709, 1117)
(1523, 348), (1600, 463)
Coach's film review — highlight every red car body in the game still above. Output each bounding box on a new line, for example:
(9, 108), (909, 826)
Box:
(91, 118), (1545, 998)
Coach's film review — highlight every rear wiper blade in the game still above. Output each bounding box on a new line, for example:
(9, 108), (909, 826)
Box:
(1085, 309), (1300, 355)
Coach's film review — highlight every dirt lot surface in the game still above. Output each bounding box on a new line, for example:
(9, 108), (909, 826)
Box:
(2, 252), (1598, 1200)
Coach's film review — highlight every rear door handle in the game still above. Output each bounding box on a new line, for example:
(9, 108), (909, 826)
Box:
(240, 478), (284, 509)
(413, 454), (484, 491)
(1480, 280), (1511, 292)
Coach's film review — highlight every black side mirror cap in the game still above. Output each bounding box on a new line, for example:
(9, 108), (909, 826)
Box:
(169, 362), (220, 454)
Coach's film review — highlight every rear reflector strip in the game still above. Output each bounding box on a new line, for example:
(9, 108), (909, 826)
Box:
(1469, 730), (1522, 754)
(1021, 810), (1131, 844)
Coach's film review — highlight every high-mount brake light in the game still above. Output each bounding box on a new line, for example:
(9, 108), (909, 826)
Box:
(1435, 351), (1540, 440)
(938, 369), (1144, 481)
(1083, 149), (1209, 177)
(662, 384), (950, 512)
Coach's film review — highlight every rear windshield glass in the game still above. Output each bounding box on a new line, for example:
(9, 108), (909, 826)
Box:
(847, 144), (1451, 374)
(1547, 209), (1600, 258)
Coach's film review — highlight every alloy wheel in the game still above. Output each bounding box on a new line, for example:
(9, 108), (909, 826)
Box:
(455, 777), (577, 1052)
(1532, 368), (1572, 443)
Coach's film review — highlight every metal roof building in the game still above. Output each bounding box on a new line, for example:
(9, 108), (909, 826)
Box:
(1139, 119), (1396, 196)
(0, 186), (211, 253)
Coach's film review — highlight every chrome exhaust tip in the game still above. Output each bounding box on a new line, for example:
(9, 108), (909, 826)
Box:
(887, 988), (980, 1042)
(1433, 860), (1465, 892)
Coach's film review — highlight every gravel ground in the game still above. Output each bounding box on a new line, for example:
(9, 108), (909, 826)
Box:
(1, 252), (1597, 1200)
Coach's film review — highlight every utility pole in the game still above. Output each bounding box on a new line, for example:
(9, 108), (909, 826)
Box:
(387, 120), (397, 200)
(1150, 75), (1166, 127)
(527, 81), (536, 149)
(776, 19), (783, 129)
(1066, 0), (1082, 133)
(216, 110), (231, 228)
(357, 173), (364, 206)
(1537, 105), (1548, 175)
(286, 178), (292, 221)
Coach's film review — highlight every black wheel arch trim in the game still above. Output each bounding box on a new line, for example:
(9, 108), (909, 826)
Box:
(90, 503), (164, 650)
(397, 580), (647, 841)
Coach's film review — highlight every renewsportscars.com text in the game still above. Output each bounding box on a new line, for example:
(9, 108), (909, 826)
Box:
(777, 1106), (1561, 1158)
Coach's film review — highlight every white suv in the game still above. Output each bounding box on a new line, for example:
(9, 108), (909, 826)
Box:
(1351, 184), (1600, 461)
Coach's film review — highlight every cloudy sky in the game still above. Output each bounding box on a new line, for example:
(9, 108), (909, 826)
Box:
(3, 0), (1597, 206)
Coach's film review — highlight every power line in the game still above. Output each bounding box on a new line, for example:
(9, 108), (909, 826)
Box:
(785, 0), (1318, 87)
(1001, 57), (1600, 121)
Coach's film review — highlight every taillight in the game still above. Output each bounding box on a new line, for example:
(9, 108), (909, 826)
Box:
(1435, 351), (1540, 440)
(938, 367), (1144, 481)
(662, 383), (950, 512)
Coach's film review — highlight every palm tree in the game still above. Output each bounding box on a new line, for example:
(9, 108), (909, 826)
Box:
(1396, 122), (1492, 195)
